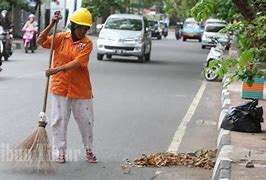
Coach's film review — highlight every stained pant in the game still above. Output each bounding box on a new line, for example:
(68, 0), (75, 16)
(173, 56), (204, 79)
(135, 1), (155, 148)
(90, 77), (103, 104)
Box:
(51, 94), (94, 156)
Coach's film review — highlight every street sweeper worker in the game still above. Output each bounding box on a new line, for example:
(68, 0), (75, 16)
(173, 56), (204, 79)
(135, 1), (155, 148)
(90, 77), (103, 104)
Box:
(37, 8), (97, 163)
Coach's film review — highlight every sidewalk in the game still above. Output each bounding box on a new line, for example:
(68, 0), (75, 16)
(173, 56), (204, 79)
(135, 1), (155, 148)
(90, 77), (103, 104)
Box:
(212, 80), (266, 180)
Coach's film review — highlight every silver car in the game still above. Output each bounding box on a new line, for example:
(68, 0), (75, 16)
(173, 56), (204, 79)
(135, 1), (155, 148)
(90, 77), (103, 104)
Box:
(96, 14), (152, 62)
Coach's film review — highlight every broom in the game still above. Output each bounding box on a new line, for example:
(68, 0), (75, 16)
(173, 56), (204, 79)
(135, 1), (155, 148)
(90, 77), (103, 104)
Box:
(10, 21), (58, 172)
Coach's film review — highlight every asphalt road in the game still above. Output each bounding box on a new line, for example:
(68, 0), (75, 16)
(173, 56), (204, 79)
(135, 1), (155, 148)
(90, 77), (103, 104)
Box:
(0, 31), (222, 180)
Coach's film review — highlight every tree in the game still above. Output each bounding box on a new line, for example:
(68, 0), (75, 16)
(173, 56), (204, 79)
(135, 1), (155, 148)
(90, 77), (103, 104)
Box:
(190, 0), (264, 22)
(191, 0), (237, 22)
(82, 0), (164, 23)
(164, 0), (198, 21)
(0, 0), (32, 11)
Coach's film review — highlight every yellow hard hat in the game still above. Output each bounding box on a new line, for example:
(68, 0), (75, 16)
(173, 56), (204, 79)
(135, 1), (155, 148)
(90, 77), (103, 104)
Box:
(70, 8), (92, 27)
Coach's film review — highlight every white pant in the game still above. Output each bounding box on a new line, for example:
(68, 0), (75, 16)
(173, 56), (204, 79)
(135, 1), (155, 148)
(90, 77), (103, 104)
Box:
(51, 94), (94, 156)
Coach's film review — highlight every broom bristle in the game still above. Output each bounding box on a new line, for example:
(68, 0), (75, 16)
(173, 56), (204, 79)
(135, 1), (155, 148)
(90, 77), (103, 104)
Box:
(9, 126), (53, 172)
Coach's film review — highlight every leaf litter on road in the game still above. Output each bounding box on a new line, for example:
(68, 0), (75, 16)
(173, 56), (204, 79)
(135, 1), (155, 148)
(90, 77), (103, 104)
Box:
(122, 149), (217, 170)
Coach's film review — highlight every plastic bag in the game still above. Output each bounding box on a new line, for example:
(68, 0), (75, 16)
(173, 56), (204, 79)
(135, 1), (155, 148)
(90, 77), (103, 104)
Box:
(221, 99), (264, 133)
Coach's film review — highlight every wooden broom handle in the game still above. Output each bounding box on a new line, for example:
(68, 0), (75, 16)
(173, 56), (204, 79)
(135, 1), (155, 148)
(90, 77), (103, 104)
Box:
(42, 22), (58, 113)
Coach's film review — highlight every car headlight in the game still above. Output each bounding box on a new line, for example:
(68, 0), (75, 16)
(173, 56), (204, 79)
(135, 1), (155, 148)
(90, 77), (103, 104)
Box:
(134, 36), (143, 43)
(98, 33), (106, 40)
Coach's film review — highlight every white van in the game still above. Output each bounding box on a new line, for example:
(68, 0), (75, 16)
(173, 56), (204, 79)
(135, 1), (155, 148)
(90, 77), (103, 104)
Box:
(96, 14), (152, 62)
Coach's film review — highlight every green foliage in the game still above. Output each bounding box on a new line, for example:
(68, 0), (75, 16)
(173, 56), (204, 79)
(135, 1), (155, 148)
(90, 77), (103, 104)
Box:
(207, 48), (264, 87)
(163, 0), (198, 21)
(0, 0), (33, 12)
(83, 0), (162, 21)
(190, 0), (236, 22)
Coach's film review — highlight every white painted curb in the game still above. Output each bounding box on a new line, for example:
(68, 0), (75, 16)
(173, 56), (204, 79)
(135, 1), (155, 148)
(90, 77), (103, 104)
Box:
(218, 109), (229, 130)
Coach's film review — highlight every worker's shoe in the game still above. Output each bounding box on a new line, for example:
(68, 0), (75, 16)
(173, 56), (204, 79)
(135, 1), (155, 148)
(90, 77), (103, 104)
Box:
(55, 154), (66, 163)
(86, 149), (97, 163)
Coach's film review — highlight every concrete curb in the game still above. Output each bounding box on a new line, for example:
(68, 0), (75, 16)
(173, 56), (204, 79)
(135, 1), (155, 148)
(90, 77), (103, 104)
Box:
(212, 77), (233, 180)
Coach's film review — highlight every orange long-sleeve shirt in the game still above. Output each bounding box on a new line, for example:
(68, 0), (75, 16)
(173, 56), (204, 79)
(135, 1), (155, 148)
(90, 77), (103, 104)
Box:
(41, 32), (93, 99)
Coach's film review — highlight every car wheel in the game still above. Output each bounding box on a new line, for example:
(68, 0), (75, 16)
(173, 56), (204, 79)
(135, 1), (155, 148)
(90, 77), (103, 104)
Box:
(97, 53), (104, 60)
(204, 63), (220, 81)
(183, 37), (186, 41)
(201, 45), (206, 49)
(4, 55), (8, 61)
(106, 54), (112, 59)
(157, 35), (162, 40)
(145, 52), (150, 62)
(199, 38), (202, 42)
(138, 48), (146, 63)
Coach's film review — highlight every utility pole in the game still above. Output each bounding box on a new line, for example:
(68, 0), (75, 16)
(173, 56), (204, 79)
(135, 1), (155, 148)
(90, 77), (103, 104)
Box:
(74, 0), (77, 11)
(38, 1), (41, 34)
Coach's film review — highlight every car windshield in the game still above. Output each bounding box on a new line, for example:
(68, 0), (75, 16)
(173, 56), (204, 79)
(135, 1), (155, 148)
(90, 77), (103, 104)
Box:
(104, 18), (142, 31)
(206, 25), (226, 32)
(184, 21), (200, 29)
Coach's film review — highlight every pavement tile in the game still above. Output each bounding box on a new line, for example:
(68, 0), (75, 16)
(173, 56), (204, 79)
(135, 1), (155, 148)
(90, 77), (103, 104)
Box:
(225, 81), (266, 180)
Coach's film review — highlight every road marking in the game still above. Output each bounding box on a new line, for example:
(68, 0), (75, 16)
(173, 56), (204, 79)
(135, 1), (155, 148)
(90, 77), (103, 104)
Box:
(167, 81), (207, 152)
(154, 81), (207, 177)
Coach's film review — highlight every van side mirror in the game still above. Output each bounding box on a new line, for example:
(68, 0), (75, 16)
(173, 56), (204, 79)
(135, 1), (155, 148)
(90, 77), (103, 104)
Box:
(96, 24), (103, 30)
(96, 24), (103, 33)
(145, 27), (150, 32)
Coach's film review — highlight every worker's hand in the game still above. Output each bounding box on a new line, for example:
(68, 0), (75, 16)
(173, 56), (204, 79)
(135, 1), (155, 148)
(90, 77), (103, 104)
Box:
(46, 67), (60, 77)
(51, 11), (62, 25)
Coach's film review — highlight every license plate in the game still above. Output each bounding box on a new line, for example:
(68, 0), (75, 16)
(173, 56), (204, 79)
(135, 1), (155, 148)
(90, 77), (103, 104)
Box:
(115, 49), (123, 54)
(187, 33), (194, 37)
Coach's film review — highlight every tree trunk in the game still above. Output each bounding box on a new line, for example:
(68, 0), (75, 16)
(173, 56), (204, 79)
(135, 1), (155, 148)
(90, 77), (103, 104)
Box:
(232, 0), (256, 21)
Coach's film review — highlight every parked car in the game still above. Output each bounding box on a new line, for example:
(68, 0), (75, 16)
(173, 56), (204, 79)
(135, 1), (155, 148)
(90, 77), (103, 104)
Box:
(181, 18), (203, 42)
(96, 14), (152, 62)
(201, 22), (230, 49)
(148, 20), (162, 40)
(205, 18), (227, 26)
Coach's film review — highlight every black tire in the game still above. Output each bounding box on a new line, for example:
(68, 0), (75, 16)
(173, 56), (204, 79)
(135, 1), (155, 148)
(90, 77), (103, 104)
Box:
(4, 55), (8, 61)
(199, 38), (202, 42)
(97, 53), (104, 60)
(157, 35), (162, 40)
(106, 54), (112, 59)
(31, 43), (35, 53)
(25, 43), (29, 53)
(204, 65), (220, 81)
(201, 45), (206, 49)
(183, 37), (186, 41)
(138, 51), (145, 63)
(145, 52), (150, 62)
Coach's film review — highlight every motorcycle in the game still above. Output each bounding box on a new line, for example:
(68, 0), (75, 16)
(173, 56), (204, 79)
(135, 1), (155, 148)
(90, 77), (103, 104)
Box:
(203, 37), (226, 81)
(23, 27), (37, 53)
(0, 25), (13, 61)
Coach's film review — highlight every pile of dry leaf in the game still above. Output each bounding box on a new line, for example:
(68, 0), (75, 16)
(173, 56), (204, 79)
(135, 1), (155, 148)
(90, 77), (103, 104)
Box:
(123, 149), (217, 170)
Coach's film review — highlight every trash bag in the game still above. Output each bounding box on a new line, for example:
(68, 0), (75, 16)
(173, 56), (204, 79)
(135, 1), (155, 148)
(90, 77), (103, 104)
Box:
(221, 99), (264, 133)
